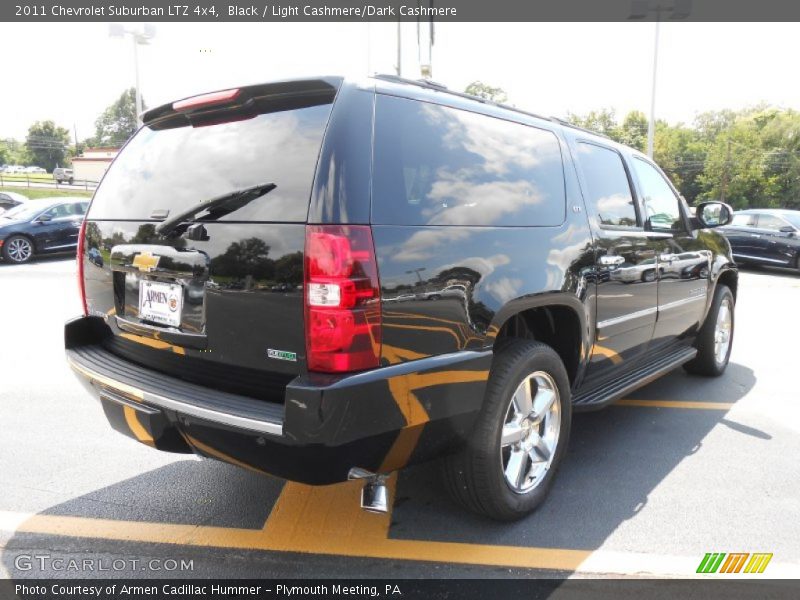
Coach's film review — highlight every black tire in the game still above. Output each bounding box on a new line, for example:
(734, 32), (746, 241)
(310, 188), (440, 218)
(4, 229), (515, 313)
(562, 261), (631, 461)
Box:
(443, 340), (572, 521)
(2, 234), (35, 264)
(684, 284), (734, 376)
(68, 178), (74, 185)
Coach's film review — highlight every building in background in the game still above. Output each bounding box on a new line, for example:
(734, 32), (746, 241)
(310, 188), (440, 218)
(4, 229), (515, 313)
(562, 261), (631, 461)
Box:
(71, 147), (118, 182)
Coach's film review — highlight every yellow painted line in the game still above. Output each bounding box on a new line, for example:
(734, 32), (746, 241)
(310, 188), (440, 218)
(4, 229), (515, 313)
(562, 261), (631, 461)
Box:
(616, 399), (735, 410)
(5, 504), (799, 577)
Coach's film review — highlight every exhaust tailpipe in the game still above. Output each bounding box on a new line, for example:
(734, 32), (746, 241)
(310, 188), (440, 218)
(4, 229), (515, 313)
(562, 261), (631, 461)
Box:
(348, 468), (390, 514)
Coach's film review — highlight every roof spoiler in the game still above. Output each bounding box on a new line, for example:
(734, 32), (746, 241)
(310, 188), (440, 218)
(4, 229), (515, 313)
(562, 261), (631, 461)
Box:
(142, 77), (343, 127)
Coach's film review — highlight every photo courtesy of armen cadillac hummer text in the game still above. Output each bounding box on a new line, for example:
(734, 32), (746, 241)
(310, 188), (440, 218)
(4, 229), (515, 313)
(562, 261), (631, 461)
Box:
(65, 75), (737, 520)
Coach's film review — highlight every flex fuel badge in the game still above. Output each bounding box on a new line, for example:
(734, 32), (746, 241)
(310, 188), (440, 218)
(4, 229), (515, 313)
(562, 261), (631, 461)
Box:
(268, 349), (297, 362)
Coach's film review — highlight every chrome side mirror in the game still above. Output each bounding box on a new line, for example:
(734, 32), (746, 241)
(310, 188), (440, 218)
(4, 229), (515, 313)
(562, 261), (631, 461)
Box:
(694, 201), (733, 229)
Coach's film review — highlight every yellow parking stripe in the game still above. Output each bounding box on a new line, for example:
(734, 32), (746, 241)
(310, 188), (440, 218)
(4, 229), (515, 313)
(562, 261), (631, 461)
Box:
(6, 475), (591, 572)
(616, 399), (734, 410)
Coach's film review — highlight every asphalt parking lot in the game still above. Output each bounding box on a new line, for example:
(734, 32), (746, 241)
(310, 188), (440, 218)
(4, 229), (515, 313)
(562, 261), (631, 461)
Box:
(1, 256), (799, 579)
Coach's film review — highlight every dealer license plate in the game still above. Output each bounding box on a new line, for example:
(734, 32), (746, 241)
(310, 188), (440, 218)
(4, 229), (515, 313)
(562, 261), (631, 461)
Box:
(138, 280), (183, 328)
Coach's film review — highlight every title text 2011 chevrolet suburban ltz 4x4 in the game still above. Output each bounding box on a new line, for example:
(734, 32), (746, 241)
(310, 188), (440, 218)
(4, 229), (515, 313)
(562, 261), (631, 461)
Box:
(66, 76), (737, 520)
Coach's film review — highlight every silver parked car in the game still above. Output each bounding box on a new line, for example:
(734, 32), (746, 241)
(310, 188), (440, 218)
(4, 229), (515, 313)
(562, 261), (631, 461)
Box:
(53, 168), (74, 184)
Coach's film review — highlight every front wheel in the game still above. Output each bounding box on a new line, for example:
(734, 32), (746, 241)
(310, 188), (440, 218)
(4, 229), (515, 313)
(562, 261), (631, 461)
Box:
(2, 235), (34, 263)
(684, 284), (734, 376)
(443, 340), (572, 521)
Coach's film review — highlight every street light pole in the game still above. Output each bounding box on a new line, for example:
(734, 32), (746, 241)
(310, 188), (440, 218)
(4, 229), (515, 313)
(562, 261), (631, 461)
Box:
(647, 17), (660, 158)
(109, 24), (156, 129)
(132, 34), (143, 127)
(629, 1), (691, 158)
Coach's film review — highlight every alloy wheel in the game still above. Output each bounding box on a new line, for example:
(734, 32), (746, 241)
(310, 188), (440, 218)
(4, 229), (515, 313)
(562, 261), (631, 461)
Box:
(7, 237), (32, 262)
(714, 297), (733, 365)
(500, 371), (561, 494)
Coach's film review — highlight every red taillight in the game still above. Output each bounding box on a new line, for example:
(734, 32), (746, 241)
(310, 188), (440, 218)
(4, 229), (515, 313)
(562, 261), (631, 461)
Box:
(173, 88), (240, 112)
(76, 219), (88, 316)
(305, 225), (381, 373)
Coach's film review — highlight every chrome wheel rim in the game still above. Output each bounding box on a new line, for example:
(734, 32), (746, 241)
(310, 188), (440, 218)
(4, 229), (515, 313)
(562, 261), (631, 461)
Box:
(500, 371), (561, 494)
(714, 298), (733, 365)
(7, 237), (32, 262)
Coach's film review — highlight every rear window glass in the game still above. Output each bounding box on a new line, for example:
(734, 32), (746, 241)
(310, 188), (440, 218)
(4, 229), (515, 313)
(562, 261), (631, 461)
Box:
(88, 102), (333, 222)
(371, 95), (566, 226)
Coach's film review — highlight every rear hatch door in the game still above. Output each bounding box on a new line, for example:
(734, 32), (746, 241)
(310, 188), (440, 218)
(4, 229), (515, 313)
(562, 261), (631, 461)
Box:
(81, 78), (341, 401)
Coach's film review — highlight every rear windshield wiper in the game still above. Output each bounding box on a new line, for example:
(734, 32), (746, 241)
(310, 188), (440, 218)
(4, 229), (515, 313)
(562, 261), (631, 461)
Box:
(155, 182), (277, 236)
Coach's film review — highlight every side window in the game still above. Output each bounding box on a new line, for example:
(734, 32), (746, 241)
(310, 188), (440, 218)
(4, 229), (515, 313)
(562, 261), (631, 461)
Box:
(755, 214), (786, 231)
(44, 204), (68, 219)
(576, 142), (638, 228)
(372, 95), (566, 226)
(731, 213), (755, 227)
(631, 158), (683, 232)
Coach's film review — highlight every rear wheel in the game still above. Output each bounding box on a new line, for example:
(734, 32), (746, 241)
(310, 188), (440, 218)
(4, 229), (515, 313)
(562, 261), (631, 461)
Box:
(684, 284), (734, 376)
(2, 235), (34, 263)
(443, 340), (572, 520)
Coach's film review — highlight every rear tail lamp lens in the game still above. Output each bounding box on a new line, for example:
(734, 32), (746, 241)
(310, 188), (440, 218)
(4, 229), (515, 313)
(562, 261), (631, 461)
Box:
(304, 225), (381, 372)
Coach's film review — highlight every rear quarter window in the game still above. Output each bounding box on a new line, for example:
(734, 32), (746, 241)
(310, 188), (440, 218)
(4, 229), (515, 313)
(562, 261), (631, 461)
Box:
(371, 95), (566, 226)
(87, 102), (333, 223)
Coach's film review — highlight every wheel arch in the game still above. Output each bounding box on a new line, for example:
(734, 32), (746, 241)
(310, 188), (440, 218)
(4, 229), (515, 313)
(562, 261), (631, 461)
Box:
(490, 293), (591, 389)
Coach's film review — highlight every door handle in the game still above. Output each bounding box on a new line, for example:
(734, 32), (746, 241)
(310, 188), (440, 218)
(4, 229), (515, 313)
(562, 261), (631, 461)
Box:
(750, 234), (761, 238)
(598, 255), (625, 266)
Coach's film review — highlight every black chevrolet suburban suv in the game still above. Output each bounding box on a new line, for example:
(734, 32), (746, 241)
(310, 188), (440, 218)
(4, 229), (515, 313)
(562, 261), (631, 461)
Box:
(65, 76), (737, 520)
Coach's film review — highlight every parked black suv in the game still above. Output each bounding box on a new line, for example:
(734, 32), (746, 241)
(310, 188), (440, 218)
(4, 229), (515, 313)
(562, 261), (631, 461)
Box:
(65, 76), (738, 520)
(718, 208), (800, 271)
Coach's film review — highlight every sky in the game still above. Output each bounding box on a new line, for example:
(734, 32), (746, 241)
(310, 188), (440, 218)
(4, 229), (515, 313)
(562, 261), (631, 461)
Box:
(0, 22), (799, 141)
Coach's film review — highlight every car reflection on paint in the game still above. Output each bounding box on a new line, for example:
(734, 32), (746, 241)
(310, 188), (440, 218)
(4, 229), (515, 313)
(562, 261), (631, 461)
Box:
(610, 258), (660, 284)
(88, 247), (103, 267)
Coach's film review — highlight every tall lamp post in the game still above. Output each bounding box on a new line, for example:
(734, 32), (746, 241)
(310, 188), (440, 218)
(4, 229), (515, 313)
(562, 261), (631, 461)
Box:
(629, 0), (691, 157)
(109, 24), (157, 127)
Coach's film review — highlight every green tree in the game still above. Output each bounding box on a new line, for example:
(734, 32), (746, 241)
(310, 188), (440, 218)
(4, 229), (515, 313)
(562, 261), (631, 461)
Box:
(464, 81), (508, 103)
(25, 121), (70, 172)
(567, 108), (620, 138)
(654, 123), (706, 203)
(617, 111), (649, 152)
(89, 88), (141, 147)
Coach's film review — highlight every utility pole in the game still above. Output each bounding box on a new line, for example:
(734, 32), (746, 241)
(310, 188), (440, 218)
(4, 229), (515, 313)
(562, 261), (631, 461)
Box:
(646, 16), (660, 158)
(396, 21), (402, 76)
(629, 1), (693, 157)
(109, 24), (156, 128)
(132, 34), (142, 127)
(720, 138), (731, 202)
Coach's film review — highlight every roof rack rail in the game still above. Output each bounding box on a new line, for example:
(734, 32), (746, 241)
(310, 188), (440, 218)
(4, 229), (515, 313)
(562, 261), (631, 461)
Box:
(372, 73), (552, 123)
(373, 73), (449, 91)
(549, 116), (611, 139)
